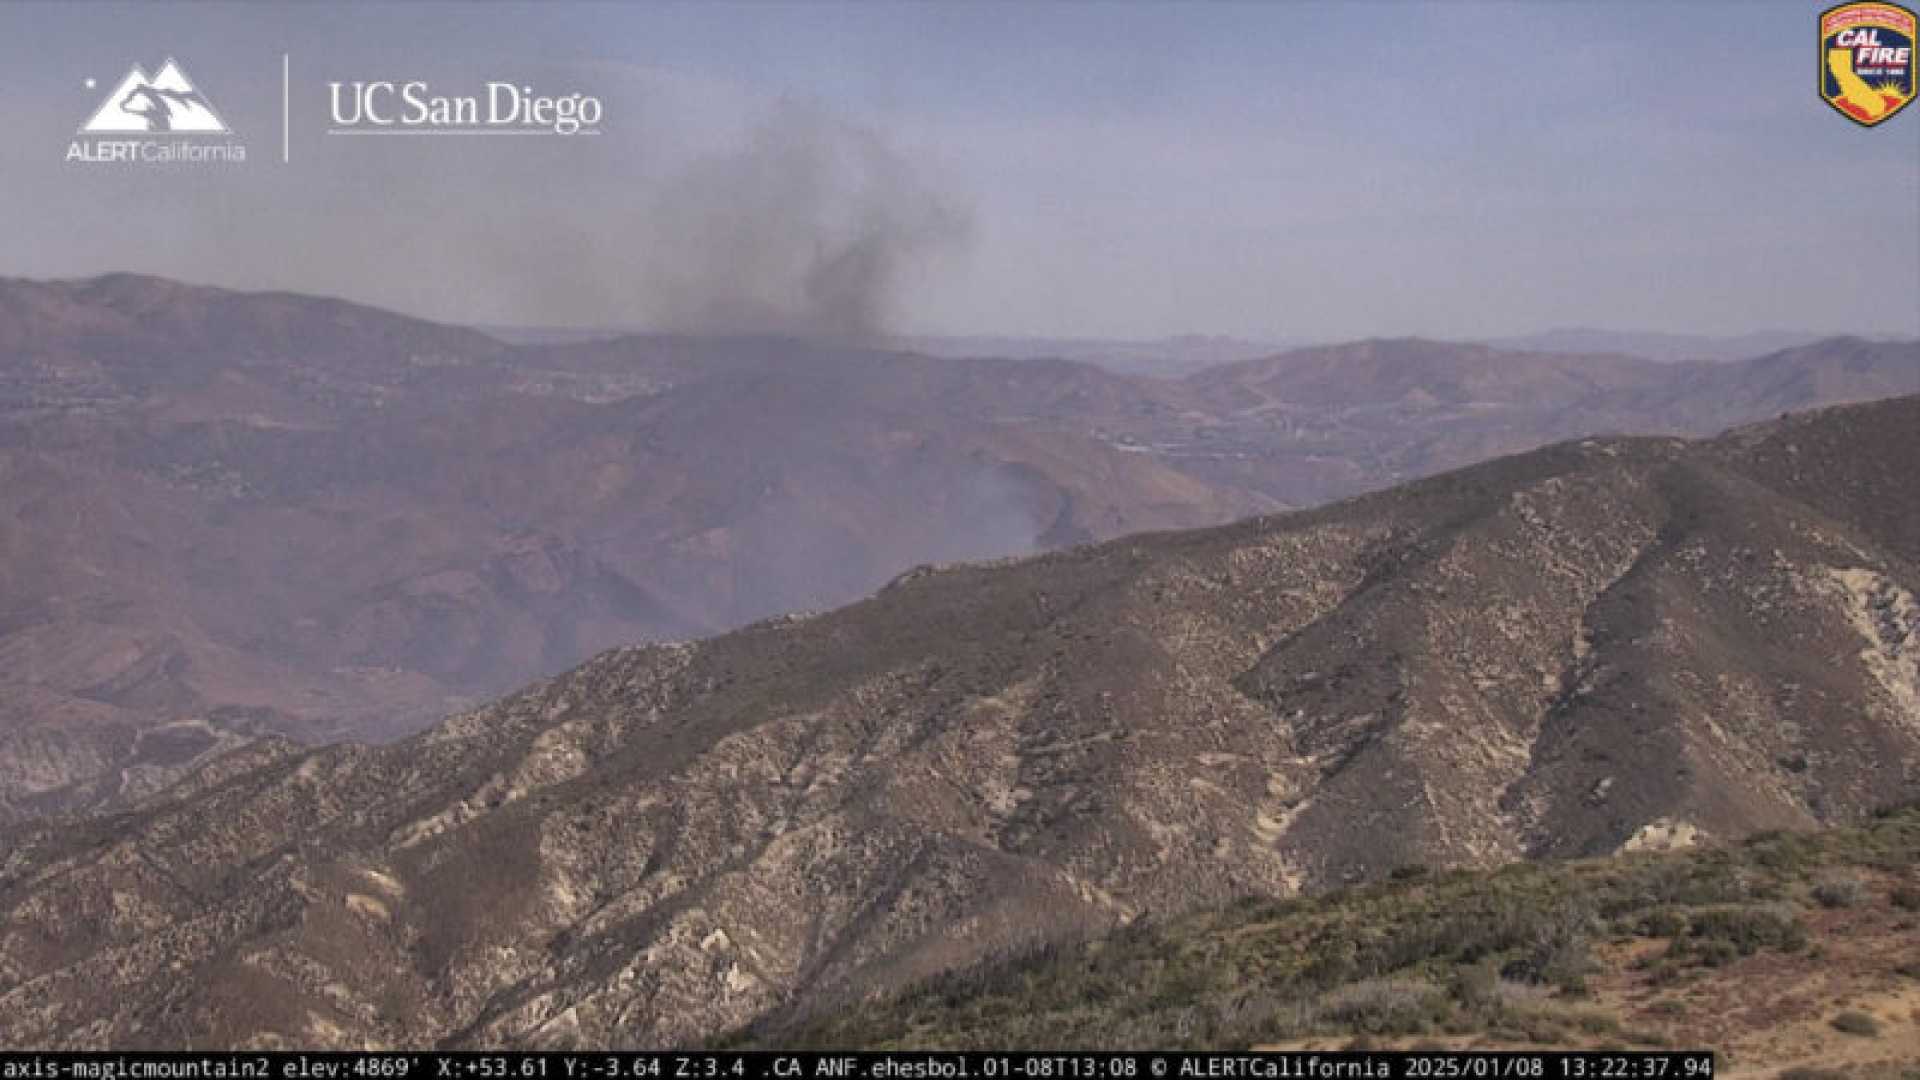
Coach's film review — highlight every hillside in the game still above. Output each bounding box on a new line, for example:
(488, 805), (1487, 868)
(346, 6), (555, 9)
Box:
(745, 805), (1920, 1076)
(1170, 336), (1920, 505)
(1, 395), (1916, 1049)
(0, 276), (1270, 819)
(1, 276), (1914, 819)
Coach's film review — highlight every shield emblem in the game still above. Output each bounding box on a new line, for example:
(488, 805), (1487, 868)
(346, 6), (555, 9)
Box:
(1821, 2), (1917, 126)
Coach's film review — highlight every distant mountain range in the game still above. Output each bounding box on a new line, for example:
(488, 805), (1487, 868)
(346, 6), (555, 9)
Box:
(0, 274), (1914, 823)
(478, 329), (1304, 378)
(910, 329), (1905, 372)
(1476, 329), (1842, 364)
(482, 326), (1899, 375)
(3, 393), (1916, 1048)
(896, 334), (1303, 378)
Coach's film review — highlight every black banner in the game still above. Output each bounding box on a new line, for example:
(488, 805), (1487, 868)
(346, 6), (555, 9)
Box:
(0, 1052), (1716, 1080)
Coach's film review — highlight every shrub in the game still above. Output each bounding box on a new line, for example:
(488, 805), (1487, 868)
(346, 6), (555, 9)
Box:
(1302, 933), (1362, 988)
(1498, 899), (1596, 992)
(1449, 959), (1502, 1012)
(1685, 938), (1740, 968)
(1572, 1010), (1622, 1036)
(1493, 1009), (1573, 1045)
(1890, 885), (1920, 911)
(1374, 896), (1552, 972)
(1634, 859), (1754, 907)
(1641, 957), (1685, 986)
(1830, 1009), (1879, 1037)
(1635, 907), (1688, 939)
(1320, 980), (1449, 1035)
(1686, 904), (1808, 955)
(1811, 874), (1866, 909)
(1752, 834), (1821, 874)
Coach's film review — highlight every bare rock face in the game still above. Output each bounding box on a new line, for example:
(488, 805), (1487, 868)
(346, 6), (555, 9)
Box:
(3, 395), (1918, 1049)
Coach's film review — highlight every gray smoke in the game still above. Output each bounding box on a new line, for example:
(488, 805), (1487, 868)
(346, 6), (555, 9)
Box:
(639, 103), (970, 340)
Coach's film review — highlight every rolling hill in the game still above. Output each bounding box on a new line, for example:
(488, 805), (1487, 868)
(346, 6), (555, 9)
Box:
(1, 395), (1915, 1049)
(0, 276), (1268, 818)
(0, 275), (1914, 819)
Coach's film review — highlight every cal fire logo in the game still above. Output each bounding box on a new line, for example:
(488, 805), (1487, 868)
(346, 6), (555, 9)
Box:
(1821, 2), (1916, 126)
(80, 59), (230, 134)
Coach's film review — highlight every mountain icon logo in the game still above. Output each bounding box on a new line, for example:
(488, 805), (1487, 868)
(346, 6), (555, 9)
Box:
(80, 59), (231, 134)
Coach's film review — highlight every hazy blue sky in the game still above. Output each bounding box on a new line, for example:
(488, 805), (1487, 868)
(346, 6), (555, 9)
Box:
(2, 1), (1915, 339)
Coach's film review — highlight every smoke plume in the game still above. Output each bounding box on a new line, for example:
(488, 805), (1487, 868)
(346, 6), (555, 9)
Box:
(639, 103), (970, 340)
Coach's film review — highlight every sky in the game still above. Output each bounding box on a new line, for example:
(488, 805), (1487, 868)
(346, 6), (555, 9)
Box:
(1, 1), (1916, 341)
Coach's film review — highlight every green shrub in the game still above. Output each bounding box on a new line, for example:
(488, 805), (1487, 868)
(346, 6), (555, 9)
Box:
(1811, 874), (1866, 909)
(1686, 938), (1740, 968)
(1497, 898), (1596, 992)
(1830, 1009), (1879, 1036)
(1635, 907), (1688, 938)
(1632, 859), (1754, 907)
(1449, 959), (1502, 1012)
(1572, 1010), (1621, 1036)
(1320, 980), (1449, 1035)
(1752, 833), (1821, 874)
(1686, 904), (1808, 955)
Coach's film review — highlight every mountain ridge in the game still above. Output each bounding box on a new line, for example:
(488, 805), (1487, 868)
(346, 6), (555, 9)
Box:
(2, 394), (1915, 1049)
(0, 274), (1914, 825)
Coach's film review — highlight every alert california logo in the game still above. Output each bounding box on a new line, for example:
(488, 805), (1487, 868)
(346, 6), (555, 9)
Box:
(67, 57), (248, 165)
(1820, 2), (1916, 126)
